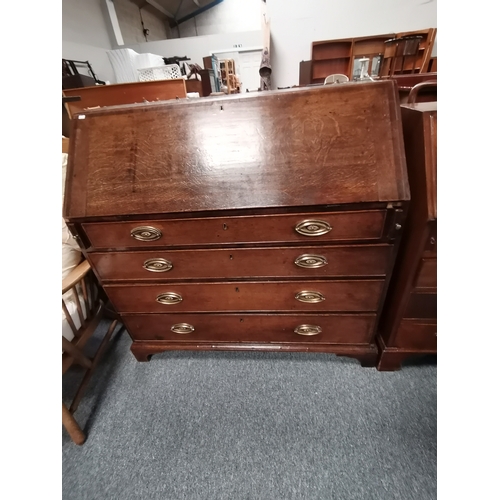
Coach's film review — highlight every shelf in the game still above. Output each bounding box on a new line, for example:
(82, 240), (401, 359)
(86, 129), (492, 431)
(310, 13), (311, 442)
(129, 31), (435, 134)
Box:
(312, 56), (350, 62)
(312, 59), (350, 80)
(312, 42), (352, 60)
(308, 28), (436, 83)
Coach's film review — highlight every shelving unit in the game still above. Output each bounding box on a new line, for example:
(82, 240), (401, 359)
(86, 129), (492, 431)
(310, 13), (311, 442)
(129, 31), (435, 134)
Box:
(395, 28), (437, 74)
(351, 35), (392, 79)
(309, 28), (436, 84)
(219, 59), (240, 94)
(311, 38), (352, 83)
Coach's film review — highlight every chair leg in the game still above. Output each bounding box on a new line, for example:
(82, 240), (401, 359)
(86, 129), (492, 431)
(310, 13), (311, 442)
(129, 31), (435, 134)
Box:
(62, 403), (85, 445)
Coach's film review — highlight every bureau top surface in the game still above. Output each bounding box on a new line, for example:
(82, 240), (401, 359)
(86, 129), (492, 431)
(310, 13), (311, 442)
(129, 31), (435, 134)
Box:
(64, 80), (409, 219)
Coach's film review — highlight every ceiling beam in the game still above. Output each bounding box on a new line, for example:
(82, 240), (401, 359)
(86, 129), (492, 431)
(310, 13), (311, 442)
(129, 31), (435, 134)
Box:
(145, 0), (175, 18)
(174, 0), (223, 25)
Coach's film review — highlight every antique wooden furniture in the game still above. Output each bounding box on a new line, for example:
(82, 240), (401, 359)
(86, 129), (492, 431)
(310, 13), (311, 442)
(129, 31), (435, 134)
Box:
(310, 29), (436, 84)
(299, 60), (313, 86)
(62, 260), (122, 444)
(376, 90), (437, 371)
(63, 80), (409, 365)
(62, 79), (187, 117)
(382, 73), (437, 104)
(62, 142), (122, 444)
(380, 36), (423, 77)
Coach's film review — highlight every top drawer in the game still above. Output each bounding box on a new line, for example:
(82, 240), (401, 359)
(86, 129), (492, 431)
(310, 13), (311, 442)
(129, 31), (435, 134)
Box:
(82, 210), (387, 249)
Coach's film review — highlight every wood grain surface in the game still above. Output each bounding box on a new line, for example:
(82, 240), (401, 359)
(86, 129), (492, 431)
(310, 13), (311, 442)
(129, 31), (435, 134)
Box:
(104, 280), (385, 313)
(89, 244), (393, 282)
(64, 81), (409, 219)
(122, 313), (376, 344)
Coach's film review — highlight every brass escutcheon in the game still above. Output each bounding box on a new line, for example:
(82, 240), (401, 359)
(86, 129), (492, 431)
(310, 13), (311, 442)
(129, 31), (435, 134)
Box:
(131, 226), (162, 242)
(294, 254), (328, 269)
(295, 219), (332, 236)
(156, 292), (183, 305)
(294, 291), (326, 303)
(294, 324), (322, 336)
(143, 258), (173, 273)
(170, 323), (195, 334)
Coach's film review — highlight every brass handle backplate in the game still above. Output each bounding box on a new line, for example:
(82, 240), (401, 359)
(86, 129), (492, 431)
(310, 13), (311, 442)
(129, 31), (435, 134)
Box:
(131, 226), (162, 242)
(295, 291), (326, 303)
(294, 254), (328, 269)
(156, 292), (183, 305)
(143, 258), (173, 273)
(171, 323), (195, 334)
(295, 220), (332, 236)
(294, 324), (322, 336)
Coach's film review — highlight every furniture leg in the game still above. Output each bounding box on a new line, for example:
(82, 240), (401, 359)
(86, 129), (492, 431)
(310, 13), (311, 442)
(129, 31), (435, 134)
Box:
(62, 403), (85, 445)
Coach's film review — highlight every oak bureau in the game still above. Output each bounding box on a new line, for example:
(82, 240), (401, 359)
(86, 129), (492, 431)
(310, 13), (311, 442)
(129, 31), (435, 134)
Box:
(63, 80), (410, 366)
(377, 99), (437, 370)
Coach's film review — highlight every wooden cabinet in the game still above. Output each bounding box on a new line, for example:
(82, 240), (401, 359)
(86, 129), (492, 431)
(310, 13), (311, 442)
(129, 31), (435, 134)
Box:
(63, 80), (410, 365)
(376, 101), (437, 370)
(62, 79), (187, 117)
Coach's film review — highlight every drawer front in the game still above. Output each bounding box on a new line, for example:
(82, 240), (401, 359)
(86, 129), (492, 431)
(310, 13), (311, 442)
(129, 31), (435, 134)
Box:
(404, 292), (437, 319)
(414, 258), (437, 289)
(82, 210), (387, 249)
(393, 320), (437, 351)
(122, 313), (376, 344)
(89, 245), (392, 282)
(104, 280), (385, 313)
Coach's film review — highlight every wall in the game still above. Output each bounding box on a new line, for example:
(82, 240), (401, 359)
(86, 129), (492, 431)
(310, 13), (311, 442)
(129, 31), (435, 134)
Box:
(172, 0), (262, 38)
(129, 30), (262, 68)
(266, 0), (437, 88)
(62, 0), (116, 83)
(113, 0), (170, 44)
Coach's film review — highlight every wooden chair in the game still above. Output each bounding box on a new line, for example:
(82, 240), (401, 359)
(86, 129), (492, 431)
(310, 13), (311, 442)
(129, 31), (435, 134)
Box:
(62, 259), (122, 444)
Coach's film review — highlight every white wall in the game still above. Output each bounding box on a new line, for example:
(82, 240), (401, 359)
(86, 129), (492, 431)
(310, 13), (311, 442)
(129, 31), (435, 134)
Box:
(62, 0), (116, 83)
(266, 0), (437, 88)
(113, 0), (169, 44)
(129, 30), (263, 68)
(172, 0), (262, 38)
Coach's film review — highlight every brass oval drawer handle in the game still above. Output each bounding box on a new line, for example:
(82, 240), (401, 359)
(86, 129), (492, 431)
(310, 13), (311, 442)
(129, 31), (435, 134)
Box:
(171, 323), (195, 334)
(294, 324), (322, 336)
(131, 226), (162, 242)
(143, 258), (173, 273)
(294, 254), (328, 269)
(156, 292), (183, 305)
(295, 219), (332, 237)
(295, 291), (325, 303)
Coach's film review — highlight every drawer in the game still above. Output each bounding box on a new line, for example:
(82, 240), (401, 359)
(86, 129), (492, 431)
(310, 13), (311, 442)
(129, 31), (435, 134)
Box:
(393, 320), (437, 351)
(89, 245), (392, 282)
(82, 210), (387, 249)
(122, 313), (376, 344)
(104, 280), (385, 313)
(414, 258), (437, 289)
(404, 292), (437, 319)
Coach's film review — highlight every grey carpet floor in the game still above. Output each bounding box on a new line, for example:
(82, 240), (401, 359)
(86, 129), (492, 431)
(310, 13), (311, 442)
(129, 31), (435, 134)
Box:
(62, 320), (437, 500)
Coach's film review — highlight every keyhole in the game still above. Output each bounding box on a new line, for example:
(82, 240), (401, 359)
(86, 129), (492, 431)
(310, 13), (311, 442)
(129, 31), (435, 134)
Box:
(229, 254), (233, 260)
(235, 287), (239, 292)
(223, 223), (228, 230)
(240, 318), (244, 322)
(220, 105), (224, 111)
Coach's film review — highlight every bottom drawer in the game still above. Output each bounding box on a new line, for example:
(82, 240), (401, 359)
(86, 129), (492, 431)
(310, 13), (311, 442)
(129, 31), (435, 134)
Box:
(122, 313), (376, 344)
(393, 320), (437, 350)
